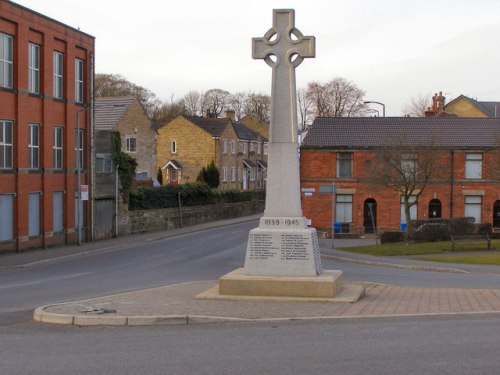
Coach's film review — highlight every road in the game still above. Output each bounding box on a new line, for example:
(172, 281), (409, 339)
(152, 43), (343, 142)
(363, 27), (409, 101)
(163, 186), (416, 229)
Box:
(1, 218), (500, 374)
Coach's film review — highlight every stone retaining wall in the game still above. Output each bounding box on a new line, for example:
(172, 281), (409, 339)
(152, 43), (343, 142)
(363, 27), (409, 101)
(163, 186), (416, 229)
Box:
(119, 200), (265, 235)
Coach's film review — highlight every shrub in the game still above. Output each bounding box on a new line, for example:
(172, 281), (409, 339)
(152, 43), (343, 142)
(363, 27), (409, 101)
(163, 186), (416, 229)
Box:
(380, 231), (404, 244)
(411, 223), (450, 242)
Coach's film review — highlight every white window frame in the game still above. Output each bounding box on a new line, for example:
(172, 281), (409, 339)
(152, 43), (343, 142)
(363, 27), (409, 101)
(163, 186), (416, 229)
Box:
(257, 142), (262, 155)
(336, 194), (353, 223)
(0, 120), (13, 169)
(242, 142), (248, 154)
(263, 143), (268, 155)
(53, 51), (64, 99)
(336, 152), (353, 179)
(28, 124), (40, 169)
(231, 140), (236, 154)
(53, 127), (63, 169)
(0, 33), (13, 89)
(126, 136), (137, 153)
(250, 142), (255, 153)
(222, 140), (227, 154)
(75, 58), (84, 103)
(223, 167), (228, 182)
(464, 195), (482, 223)
(465, 153), (482, 179)
(231, 167), (236, 182)
(170, 140), (177, 154)
(29, 43), (40, 94)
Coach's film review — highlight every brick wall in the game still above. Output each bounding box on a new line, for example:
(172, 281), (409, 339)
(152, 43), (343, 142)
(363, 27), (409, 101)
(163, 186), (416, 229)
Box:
(120, 200), (265, 235)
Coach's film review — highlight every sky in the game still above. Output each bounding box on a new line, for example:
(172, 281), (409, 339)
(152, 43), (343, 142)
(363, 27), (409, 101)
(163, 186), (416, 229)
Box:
(14, 0), (500, 116)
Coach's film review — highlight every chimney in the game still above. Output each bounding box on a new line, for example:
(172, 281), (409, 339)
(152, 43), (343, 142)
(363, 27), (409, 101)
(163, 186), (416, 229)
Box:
(206, 109), (216, 118)
(436, 91), (445, 111)
(225, 110), (236, 121)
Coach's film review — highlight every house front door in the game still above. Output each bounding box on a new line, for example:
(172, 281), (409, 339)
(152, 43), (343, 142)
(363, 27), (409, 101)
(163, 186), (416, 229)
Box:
(363, 198), (377, 233)
(168, 168), (178, 184)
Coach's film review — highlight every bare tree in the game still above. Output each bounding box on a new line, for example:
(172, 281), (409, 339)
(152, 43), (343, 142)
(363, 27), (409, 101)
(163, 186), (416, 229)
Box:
(244, 93), (271, 123)
(402, 93), (431, 117)
(368, 138), (448, 233)
(229, 92), (248, 120)
(297, 87), (314, 131)
(151, 95), (186, 125)
(183, 91), (203, 116)
(202, 88), (231, 117)
(305, 77), (365, 118)
(94, 73), (160, 118)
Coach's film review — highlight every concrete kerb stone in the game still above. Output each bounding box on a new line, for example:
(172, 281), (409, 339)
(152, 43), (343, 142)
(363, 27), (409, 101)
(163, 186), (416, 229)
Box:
(321, 254), (470, 274)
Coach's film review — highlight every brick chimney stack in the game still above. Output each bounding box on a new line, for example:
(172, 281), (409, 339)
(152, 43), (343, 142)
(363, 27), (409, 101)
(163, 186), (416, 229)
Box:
(225, 110), (236, 121)
(425, 91), (446, 117)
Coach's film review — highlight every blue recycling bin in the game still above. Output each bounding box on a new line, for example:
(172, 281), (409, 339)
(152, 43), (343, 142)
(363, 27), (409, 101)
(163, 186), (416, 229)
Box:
(334, 222), (341, 234)
(400, 223), (407, 231)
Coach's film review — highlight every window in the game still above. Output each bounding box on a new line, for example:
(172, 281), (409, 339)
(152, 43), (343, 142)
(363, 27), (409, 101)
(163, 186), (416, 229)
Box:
(223, 167), (228, 182)
(465, 153), (482, 179)
(0, 194), (14, 241)
(0, 120), (13, 169)
(242, 142), (248, 154)
(75, 59), (84, 103)
(75, 129), (83, 170)
(53, 127), (63, 169)
(53, 51), (64, 99)
(336, 195), (353, 223)
(0, 33), (13, 88)
(96, 153), (113, 173)
(53, 191), (64, 233)
(401, 153), (417, 179)
(28, 124), (40, 169)
(231, 167), (236, 182)
(29, 192), (40, 237)
(336, 152), (353, 178)
(231, 140), (236, 154)
(29, 43), (40, 94)
(400, 196), (417, 224)
(126, 136), (137, 153)
(263, 143), (268, 155)
(170, 140), (177, 154)
(257, 142), (262, 155)
(222, 140), (227, 154)
(250, 142), (255, 153)
(169, 169), (178, 182)
(464, 196), (482, 223)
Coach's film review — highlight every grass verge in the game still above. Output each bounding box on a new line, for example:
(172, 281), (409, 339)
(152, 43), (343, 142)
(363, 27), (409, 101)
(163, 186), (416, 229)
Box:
(415, 254), (500, 266)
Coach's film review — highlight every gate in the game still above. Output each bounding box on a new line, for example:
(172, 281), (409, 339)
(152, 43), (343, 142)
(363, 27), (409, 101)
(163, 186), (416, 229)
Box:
(94, 199), (115, 240)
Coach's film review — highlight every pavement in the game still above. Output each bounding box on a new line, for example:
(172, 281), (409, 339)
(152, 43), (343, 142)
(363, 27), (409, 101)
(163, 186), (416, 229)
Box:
(2, 214), (500, 326)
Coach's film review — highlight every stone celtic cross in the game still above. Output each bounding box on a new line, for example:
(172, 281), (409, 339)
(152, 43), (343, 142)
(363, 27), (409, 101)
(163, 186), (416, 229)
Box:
(252, 9), (315, 143)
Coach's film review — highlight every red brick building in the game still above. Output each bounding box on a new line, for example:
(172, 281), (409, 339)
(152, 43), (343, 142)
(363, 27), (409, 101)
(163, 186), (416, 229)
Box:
(300, 117), (500, 235)
(0, 0), (95, 252)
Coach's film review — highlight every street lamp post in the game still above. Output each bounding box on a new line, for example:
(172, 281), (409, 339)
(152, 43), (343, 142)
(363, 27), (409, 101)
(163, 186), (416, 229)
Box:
(76, 108), (87, 246)
(364, 101), (386, 117)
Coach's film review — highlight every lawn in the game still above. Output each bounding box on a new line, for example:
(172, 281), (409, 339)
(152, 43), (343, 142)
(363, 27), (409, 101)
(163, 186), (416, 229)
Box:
(338, 239), (499, 257)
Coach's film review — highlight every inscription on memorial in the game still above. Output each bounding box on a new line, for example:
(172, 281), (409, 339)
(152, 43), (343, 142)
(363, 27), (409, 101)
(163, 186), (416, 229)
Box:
(248, 233), (278, 260)
(280, 234), (309, 261)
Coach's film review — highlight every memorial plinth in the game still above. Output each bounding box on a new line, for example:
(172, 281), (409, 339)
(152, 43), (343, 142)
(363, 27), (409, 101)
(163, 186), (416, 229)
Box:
(198, 9), (362, 303)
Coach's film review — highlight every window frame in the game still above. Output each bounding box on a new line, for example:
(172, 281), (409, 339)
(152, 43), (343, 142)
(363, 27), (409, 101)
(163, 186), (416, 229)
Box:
(0, 120), (13, 169)
(53, 51), (64, 99)
(75, 58), (84, 103)
(231, 140), (236, 154)
(464, 195), (482, 223)
(53, 127), (63, 169)
(28, 43), (40, 94)
(336, 194), (353, 223)
(336, 152), (353, 179)
(465, 153), (482, 179)
(28, 123), (40, 169)
(0, 33), (13, 89)
(126, 136), (137, 153)
(95, 153), (113, 173)
(170, 140), (177, 154)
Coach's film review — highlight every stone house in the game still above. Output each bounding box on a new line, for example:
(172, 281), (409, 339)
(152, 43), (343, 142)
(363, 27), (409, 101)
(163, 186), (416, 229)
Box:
(300, 117), (500, 235)
(95, 97), (157, 180)
(157, 114), (268, 190)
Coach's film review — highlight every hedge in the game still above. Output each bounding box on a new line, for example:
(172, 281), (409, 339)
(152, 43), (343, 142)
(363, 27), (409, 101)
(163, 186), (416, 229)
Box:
(129, 182), (265, 210)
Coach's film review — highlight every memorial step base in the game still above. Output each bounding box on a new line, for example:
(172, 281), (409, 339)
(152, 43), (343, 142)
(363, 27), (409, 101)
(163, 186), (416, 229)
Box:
(195, 268), (364, 303)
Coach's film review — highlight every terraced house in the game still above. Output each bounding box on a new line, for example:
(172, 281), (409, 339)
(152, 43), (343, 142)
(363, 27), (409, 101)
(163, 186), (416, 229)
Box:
(300, 117), (500, 236)
(0, 0), (94, 252)
(157, 112), (268, 190)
